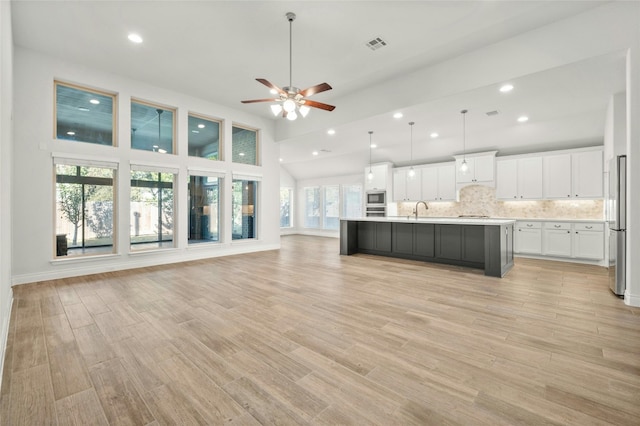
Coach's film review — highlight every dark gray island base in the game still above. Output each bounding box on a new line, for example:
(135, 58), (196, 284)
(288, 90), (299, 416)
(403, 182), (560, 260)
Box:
(340, 218), (515, 278)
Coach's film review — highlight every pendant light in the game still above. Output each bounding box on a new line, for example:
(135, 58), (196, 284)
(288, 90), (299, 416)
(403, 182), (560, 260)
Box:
(367, 131), (374, 181)
(407, 122), (416, 178)
(460, 109), (469, 174)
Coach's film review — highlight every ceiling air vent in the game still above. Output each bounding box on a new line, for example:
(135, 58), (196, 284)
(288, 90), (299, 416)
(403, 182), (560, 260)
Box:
(365, 37), (387, 51)
(485, 110), (500, 117)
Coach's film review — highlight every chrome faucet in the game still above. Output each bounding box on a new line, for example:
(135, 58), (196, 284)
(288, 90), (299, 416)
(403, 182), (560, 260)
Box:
(414, 201), (429, 219)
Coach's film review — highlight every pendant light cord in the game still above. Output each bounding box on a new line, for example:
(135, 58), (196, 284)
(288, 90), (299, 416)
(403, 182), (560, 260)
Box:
(461, 109), (468, 160)
(409, 122), (414, 166)
(369, 131), (373, 172)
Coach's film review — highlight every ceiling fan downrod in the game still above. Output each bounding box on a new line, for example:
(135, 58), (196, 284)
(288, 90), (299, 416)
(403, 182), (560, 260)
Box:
(286, 12), (296, 90)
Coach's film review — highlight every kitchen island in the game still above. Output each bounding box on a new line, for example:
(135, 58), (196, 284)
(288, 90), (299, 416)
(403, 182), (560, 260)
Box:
(340, 217), (515, 277)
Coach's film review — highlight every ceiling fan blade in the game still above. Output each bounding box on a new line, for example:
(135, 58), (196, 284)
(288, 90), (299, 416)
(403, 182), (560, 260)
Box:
(241, 98), (278, 104)
(256, 78), (285, 95)
(303, 100), (336, 111)
(300, 82), (332, 97)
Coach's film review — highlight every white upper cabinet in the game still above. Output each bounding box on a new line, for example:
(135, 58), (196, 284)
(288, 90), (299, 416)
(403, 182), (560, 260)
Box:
(543, 149), (603, 199)
(543, 154), (572, 199)
(393, 168), (421, 201)
(454, 151), (497, 187)
(364, 163), (392, 192)
(421, 163), (456, 201)
(572, 150), (603, 198)
(496, 156), (543, 200)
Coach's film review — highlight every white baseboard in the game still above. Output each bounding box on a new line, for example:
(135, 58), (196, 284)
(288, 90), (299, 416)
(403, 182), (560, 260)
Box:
(12, 243), (280, 286)
(514, 253), (605, 267)
(624, 289), (640, 307)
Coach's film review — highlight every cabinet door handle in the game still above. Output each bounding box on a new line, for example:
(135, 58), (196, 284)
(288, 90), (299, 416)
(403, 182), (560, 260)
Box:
(526, 224), (533, 227)
(585, 226), (593, 229)
(567, 195), (570, 197)
(514, 196), (517, 198)
(554, 225), (561, 228)
(567, 231), (570, 233)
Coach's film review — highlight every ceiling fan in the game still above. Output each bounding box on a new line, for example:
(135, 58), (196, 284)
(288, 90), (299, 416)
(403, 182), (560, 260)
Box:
(241, 12), (335, 121)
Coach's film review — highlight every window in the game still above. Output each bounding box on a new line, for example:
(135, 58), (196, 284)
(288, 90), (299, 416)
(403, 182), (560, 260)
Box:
(55, 82), (116, 146)
(280, 188), (293, 228)
(55, 161), (116, 257)
(188, 174), (221, 244)
(188, 113), (222, 160)
(304, 187), (320, 228)
(232, 125), (259, 165)
(323, 185), (340, 230)
(232, 178), (258, 240)
(342, 185), (363, 218)
(131, 100), (175, 154)
(130, 169), (175, 250)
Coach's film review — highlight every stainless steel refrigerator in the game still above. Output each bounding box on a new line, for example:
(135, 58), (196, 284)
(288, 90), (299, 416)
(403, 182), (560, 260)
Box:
(608, 155), (626, 296)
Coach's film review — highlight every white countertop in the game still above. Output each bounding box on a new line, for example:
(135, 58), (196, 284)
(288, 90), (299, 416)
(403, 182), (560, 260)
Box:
(344, 217), (516, 226)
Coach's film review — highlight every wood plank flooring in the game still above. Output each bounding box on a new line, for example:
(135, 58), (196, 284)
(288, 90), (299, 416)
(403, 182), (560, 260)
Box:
(1, 235), (639, 425)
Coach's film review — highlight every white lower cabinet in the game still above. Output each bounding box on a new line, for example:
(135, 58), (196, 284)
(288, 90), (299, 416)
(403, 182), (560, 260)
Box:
(517, 220), (605, 261)
(543, 222), (572, 257)
(573, 223), (604, 260)
(515, 222), (542, 254)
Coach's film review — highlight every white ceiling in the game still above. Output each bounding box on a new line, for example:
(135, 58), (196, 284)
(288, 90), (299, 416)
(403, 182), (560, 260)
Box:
(11, 1), (627, 180)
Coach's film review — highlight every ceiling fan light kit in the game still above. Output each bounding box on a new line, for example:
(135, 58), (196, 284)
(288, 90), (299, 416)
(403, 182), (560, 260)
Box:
(241, 12), (336, 120)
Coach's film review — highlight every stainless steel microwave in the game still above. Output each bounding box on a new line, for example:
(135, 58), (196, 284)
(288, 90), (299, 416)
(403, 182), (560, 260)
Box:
(366, 190), (386, 205)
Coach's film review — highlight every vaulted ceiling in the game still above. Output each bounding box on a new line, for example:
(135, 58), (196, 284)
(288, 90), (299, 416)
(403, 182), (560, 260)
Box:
(11, 1), (633, 179)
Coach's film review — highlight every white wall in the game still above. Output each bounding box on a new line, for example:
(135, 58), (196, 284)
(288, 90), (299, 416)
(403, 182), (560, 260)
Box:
(626, 47), (640, 307)
(296, 173), (363, 238)
(0, 0), (13, 389)
(12, 47), (281, 285)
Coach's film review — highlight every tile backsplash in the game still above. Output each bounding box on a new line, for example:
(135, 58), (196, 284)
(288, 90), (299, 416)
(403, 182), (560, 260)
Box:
(396, 185), (604, 219)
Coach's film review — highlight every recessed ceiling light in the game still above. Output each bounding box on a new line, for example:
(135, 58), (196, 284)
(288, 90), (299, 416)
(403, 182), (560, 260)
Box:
(370, 143), (377, 148)
(66, 131), (75, 135)
(499, 84), (514, 93)
(270, 89), (278, 95)
(128, 33), (143, 44)
(89, 99), (100, 105)
(430, 132), (439, 138)
(239, 152), (245, 156)
(191, 130), (200, 133)
(517, 116), (529, 123)
(393, 112), (403, 119)
(77, 107), (90, 112)
(327, 129), (336, 135)
(312, 151), (319, 156)
(279, 158), (283, 162)
(198, 124), (205, 129)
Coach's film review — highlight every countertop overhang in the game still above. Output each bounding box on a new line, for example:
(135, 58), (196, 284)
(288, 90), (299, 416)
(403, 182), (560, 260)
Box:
(343, 217), (516, 226)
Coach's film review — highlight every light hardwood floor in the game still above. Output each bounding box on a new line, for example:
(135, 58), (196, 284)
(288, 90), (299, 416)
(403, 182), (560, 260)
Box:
(1, 235), (639, 425)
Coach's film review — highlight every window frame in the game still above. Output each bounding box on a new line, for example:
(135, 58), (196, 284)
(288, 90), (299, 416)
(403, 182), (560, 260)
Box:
(231, 123), (260, 166)
(231, 176), (260, 240)
(54, 80), (118, 147)
(130, 98), (177, 155)
(280, 187), (293, 229)
(187, 171), (224, 245)
(129, 165), (177, 251)
(188, 111), (224, 161)
(53, 157), (118, 259)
